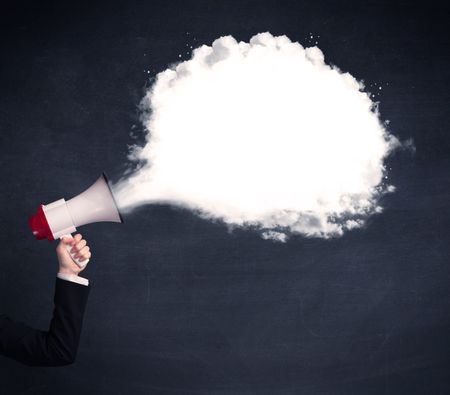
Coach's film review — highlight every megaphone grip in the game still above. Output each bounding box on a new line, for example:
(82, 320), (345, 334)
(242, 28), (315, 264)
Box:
(60, 234), (89, 269)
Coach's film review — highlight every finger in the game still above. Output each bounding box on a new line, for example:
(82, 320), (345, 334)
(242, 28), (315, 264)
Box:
(78, 251), (92, 262)
(75, 246), (90, 258)
(71, 239), (87, 253)
(73, 233), (83, 243)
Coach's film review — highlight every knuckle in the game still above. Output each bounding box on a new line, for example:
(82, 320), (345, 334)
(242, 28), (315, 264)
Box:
(76, 241), (86, 251)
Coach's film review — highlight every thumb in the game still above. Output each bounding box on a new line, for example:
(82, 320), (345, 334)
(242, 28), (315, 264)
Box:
(61, 236), (75, 246)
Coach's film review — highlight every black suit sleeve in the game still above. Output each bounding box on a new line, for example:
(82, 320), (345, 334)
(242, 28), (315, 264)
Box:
(0, 278), (90, 366)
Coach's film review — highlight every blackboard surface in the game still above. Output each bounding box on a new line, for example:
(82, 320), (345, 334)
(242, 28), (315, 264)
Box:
(0, 1), (449, 394)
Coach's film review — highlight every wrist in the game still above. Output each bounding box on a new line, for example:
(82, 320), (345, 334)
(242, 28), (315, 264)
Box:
(58, 268), (80, 277)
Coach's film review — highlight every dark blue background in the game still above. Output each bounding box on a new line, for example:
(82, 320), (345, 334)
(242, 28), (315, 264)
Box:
(0, 1), (449, 393)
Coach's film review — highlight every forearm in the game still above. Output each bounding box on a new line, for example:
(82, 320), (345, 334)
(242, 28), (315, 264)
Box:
(0, 278), (90, 366)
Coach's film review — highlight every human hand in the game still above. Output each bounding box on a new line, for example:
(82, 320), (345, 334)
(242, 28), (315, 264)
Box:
(56, 234), (91, 276)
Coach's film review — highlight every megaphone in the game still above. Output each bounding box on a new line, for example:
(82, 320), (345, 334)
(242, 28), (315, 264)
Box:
(28, 173), (123, 266)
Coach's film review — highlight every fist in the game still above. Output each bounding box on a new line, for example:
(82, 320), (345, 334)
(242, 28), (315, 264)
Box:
(56, 234), (91, 276)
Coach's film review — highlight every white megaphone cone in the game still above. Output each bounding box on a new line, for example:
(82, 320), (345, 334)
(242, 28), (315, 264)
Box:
(28, 173), (123, 267)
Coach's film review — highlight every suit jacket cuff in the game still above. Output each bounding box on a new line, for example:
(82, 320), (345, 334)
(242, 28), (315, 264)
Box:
(54, 277), (90, 318)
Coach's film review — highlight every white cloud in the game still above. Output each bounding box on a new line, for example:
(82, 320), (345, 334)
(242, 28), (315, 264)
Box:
(113, 32), (400, 241)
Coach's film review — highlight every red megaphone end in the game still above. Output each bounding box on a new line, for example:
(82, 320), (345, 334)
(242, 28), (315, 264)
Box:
(28, 205), (54, 241)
